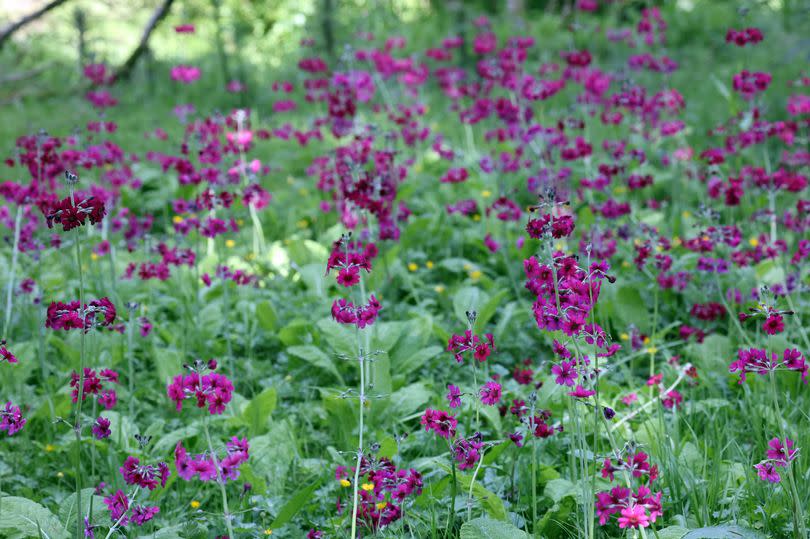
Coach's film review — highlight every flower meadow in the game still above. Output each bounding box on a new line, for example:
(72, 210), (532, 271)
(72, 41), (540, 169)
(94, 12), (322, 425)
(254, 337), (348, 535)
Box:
(0, 1), (809, 538)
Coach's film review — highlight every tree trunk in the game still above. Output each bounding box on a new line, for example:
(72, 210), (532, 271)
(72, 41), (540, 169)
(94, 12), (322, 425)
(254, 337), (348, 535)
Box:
(114, 0), (175, 82)
(0, 0), (71, 50)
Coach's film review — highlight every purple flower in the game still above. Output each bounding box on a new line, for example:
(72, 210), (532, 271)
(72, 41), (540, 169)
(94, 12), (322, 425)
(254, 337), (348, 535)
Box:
(479, 381), (502, 405)
(446, 384), (462, 408)
(0, 402), (25, 436)
(552, 360), (578, 386)
(755, 462), (781, 483)
(92, 417), (111, 439)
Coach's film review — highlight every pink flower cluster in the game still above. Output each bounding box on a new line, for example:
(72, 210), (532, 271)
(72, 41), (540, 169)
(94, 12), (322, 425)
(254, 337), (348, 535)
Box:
(330, 295), (382, 329)
(325, 238), (377, 287)
(175, 437), (249, 483)
(420, 408), (458, 439)
(103, 489), (159, 527)
(596, 451), (662, 529)
(728, 347), (807, 384)
(447, 330), (495, 363)
(0, 401), (25, 436)
(336, 456), (422, 532)
(166, 369), (234, 415)
(754, 437), (798, 483)
(46, 297), (116, 331)
(69, 368), (119, 407)
(120, 456), (170, 490)
(44, 194), (106, 231)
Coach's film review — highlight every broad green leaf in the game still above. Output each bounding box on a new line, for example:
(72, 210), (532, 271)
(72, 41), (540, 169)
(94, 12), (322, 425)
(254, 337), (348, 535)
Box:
(453, 287), (489, 326)
(389, 383), (432, 417)
(544, 478), (578, 503)
(287, 345), (344, 385)
(242, 387), (278, 436)
(153, 423), (201, 455)
(0, 496), (68, 539)
(439, 464), (507, 521)
(475, 289), (508, 333)
(459, 517), (530, 539)
(656, 527), (689, 539)
(256, 300), (278, 330)
(269, 479), (322, 528)
(396, 345), (443, 376)
(683, 526), (766, 539)
(58, 489), (106, 534)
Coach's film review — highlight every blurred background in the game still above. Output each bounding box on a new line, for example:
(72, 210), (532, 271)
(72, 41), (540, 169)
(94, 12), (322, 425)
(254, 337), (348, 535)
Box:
(1, 0), (808, 145)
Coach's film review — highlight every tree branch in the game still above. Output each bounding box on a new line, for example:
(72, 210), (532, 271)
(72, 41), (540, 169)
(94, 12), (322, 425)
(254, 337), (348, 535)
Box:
(0, 0), (71, 49)
(113, 0), (175, 82)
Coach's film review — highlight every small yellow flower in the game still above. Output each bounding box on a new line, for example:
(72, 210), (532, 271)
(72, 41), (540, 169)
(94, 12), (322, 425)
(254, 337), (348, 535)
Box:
(472, 214), (481, 222)
(172, 215), (184, 224)
(407, 262), (418, 272)
(620, 333), (629, 341)
(469, 270), (482, 280)
(297, 219), (309, 229)
(646, 346), (658, 355)
(246, 252), (256, 261)
(190, 500), (201, 509)
(554, 242), (564, 251)
(435, 285), (445, 294)
(225, 239), (236, 248)
(45, 444), (56, 452)
(481, 190), (492, 198)
(237, 219), (244, 226)
(655, 245), (663, 253)
(90, 253), (99, 261)
(749, 237), (759, 247)
(57, 472), (64, 479)
(376, 502), (388, 510)
(264, 529), (273, 536)
(340, 479), (351, 488)
(642, 336), (650, 344)
(462, 263), (472, 271)
(425, 261), (434, 269)
(361, 483), (375, 491)
(622, 261), (631, 268)
(682, 210), (692, 219)
(613, 186), (627, 195)
(672, 237), (682, 247)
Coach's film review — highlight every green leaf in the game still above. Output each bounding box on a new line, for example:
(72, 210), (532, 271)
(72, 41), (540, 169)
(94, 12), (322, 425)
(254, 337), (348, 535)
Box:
(153, 423), (201, 455)
(0, 496), (68, 539)
(453, 287), (490, 326)
(256, 301), (278, 330)
(250, 422), (296, 496)
(475, 289), (508, 333)
(397, 345), (443, 376)
(544, 478), (578, 503)
(683, 526), (766, 539)
(459, 517), (529, 539)
(612, 285), (650, 332)
(656, 526), (689, 539)
(58, 489), (106, 535)
(242, 387), (278, 436)
(388, 383), (432, 417)
(287, 345), (344, 385)
(268, 479), (322, 528)
(439, 464), (507, 521)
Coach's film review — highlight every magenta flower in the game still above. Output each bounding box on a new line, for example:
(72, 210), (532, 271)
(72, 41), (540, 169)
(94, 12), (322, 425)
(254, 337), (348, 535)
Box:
(552, 360), (578, 386)
(446, 384), (462, 408)
(103, 490), (129, 523)
(420, 408), (458, 439)
(762, 314), (785, 335)
(130, 505), (159, 526)
(92, 417), (111, 439)
(618, 505), (650, 529)
(479, 381), (502, 405)
(0, 402), (25, 436)
(166, 369), (234, 415)
(0, 341), (18, 364)
(755, 462), (781, 483)
(119, 456), (169, 491)
(766, 437), (797, 466)
(567, 385), (596, 398)
(170, 65), (201, 84)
